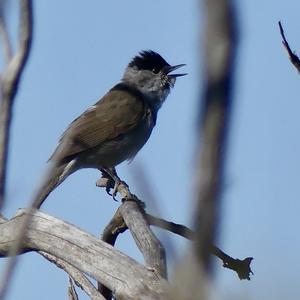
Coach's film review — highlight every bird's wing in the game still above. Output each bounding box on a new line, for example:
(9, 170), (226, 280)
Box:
(49, 84), (145, 164)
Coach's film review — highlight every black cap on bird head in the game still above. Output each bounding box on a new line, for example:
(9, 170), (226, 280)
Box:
(128, 50), (187, 79)
(128, 50), (170, 74)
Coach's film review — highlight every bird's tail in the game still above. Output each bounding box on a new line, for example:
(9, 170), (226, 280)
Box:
(33, 162), (73, 209)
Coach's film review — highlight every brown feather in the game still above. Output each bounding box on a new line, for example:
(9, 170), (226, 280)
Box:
(49, 85), (145, 164)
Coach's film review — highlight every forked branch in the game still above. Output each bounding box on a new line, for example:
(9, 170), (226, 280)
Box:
(0, 0), (33, 210)
(0, 209), (168, 300)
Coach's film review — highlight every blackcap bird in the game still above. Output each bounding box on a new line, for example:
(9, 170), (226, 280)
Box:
(35, 50), (186, 208)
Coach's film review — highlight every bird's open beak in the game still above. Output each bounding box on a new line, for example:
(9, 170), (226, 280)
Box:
(164, 64), (187, 78)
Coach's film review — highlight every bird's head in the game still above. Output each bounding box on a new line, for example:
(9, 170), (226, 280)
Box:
(122, 50), (186, 107)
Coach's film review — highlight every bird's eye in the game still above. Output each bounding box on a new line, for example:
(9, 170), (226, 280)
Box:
(152, 68), (159, 74)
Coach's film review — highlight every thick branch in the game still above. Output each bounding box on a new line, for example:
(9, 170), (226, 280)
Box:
(97, 178), (167, 278)
(0, 210), (168, 300)
(120, 200), (167, 278)
(278, 21), (300, 74)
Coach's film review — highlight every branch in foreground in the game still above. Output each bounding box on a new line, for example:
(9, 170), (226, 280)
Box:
(278, 21), (300, 74)
(195, 0), (238, 274)
(0, 209), (168, 300)
(0, 2), (33, 298)
(0, 0), (33, 209)
(0, 9), (13, 65)
(39, 251), (105, 300)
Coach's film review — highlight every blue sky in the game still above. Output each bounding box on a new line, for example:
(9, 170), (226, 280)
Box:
(1, 0), (300, 299)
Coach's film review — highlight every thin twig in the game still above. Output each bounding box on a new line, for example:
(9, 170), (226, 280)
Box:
(278, 21), (300, 74)
(0, 1), (33, 299)
(146, 214), (194, 240)
(210, 246), (253, 280)
(146, 213), (253, 280)
(68, 277), (79, 300)
(0, 0), (33, 210)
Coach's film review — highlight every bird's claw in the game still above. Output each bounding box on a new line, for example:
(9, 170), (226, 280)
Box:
(111, 179), (121, 201)
(100, 168), (121, 201)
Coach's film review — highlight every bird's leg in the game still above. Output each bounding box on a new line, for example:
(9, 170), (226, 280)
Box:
(100, 167), (121, 201)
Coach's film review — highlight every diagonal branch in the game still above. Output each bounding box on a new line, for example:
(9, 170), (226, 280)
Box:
(96, 176), (167, 299)
(210, 246), (253, 280)
(146, 214), (253, 280)
(97, 177), (167, 278)
(278, 21), (300, 74)
(120, 200), (167, 278)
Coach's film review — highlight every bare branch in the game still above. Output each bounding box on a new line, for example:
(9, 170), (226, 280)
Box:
(39, 252), (106, 300)
(0, 0), (33, 210)
(195, 0), (238, 272)
(97, 178), (167, 278)
(101, 207), (127, 246)
(278, 21), (300, 74)
(0, 209), (168, 300)
(146, 214), (194, 240)
(120, 200), (167, 278)
(146, 214), (253, 280)
(0, 2), (33, 298)
(0, 11), (13, 65)
(210, 246), (253, 280)
(68, 278), (79, 300)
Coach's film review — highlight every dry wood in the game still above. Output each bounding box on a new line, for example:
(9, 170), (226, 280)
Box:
(39, 251), (106, 300)
(97, 177), (167, 277)
(0, 209), (168, 300)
